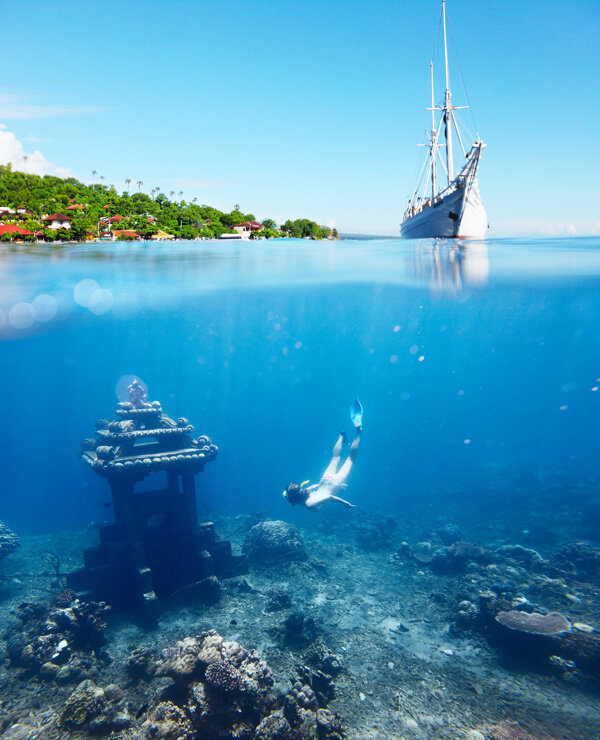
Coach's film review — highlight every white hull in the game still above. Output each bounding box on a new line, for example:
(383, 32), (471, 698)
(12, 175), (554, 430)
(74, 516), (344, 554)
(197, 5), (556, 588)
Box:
(401, 181), (487, 239)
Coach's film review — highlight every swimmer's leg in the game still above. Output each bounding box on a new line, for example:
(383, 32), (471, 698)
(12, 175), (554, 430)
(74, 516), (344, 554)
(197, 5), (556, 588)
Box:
(336, 428), (361, 482)
(323, 433), (344, 477)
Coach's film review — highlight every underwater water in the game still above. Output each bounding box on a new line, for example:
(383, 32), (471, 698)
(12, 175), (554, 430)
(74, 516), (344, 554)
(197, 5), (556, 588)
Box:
(2, 237), (600, 534)
(1, 237), (600, 739)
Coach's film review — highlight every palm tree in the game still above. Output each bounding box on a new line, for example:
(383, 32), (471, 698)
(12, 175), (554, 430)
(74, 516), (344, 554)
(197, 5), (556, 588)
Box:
(137, 180), (143, 192)
(92, 170), (97, 183)
(125, 178), (132, 194)
(170, 190), (175, 200)
(100, 175), (105, 189)
(179, 191), (184, 200)
(192, 197), (198, 204)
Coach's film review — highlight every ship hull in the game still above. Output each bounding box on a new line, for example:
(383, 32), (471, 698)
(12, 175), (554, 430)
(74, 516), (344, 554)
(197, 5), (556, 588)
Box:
(401, 182), (488, 239)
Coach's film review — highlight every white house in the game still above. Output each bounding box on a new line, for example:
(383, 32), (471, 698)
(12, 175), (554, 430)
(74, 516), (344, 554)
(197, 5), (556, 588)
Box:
(43, 212), (73, 230)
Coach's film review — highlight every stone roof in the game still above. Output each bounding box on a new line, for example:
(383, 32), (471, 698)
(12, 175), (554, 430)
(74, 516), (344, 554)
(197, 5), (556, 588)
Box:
(80, 380), (217, 478)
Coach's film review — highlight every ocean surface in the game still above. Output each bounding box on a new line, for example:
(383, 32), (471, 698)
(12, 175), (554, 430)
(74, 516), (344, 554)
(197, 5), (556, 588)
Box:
(1, 236), (600, 739)
(2, 237), (599, 535)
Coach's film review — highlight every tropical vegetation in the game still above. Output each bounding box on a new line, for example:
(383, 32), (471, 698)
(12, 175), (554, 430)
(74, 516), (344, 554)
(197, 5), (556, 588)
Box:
(0, 166), (338, 242)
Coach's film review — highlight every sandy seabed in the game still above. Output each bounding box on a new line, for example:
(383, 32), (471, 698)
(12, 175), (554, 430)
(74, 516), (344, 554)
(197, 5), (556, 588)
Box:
(1, 505), (599, 740)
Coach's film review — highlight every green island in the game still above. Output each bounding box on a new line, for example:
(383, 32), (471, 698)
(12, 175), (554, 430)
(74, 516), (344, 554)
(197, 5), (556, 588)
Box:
(0, 165), (338, 242)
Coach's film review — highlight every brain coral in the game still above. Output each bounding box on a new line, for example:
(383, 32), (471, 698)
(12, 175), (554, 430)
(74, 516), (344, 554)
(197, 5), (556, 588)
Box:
(242, 520), (306, 563)
(204, 661), (240, 693)
(60, 679), (106, 728)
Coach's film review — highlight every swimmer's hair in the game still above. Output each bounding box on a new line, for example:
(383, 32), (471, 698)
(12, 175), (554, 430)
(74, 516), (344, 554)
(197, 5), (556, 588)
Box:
(284, 482), (308, 506)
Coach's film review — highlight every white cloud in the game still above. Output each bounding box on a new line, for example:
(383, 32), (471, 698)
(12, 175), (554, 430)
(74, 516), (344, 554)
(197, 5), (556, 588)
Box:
(0, 127), (71, 177)
(24, 135), (49, 143)
(0, 93), (102, 120)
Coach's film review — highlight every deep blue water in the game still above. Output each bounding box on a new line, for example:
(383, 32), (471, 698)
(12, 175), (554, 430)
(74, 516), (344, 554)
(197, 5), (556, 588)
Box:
(1, 238), (600, 543)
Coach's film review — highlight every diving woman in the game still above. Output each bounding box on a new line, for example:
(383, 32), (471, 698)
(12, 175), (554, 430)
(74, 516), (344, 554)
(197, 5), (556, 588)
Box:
(283, 399), (363, 511)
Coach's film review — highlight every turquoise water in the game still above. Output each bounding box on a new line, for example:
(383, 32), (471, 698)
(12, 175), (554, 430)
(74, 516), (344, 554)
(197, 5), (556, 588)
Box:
(1, 237), (600, 538)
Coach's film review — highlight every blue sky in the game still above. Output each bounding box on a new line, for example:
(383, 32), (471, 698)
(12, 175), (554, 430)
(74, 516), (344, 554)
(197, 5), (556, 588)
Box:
(1, 0), (598, 236)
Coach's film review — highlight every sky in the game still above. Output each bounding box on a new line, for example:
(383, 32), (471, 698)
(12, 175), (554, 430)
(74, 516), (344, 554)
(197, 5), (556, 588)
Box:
(0, 0), (598, 237)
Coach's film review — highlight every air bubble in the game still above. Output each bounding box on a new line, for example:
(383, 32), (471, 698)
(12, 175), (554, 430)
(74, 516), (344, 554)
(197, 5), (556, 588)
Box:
(74, 279), (100, 307)
(9, 302), (34, 330)
(31, 294), (58, 322)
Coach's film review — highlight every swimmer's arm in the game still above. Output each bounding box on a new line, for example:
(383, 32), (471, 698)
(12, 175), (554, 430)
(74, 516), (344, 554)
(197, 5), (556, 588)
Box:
(330, 495), (356, 509)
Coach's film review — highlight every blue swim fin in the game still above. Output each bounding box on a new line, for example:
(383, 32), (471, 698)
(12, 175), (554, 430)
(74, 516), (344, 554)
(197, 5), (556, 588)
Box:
(350, 398), (363, 429)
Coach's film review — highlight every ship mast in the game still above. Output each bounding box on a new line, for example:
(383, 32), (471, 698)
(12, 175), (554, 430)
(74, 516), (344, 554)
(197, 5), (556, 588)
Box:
(430, 61), (438, 199)
(442, 0), (453, 184)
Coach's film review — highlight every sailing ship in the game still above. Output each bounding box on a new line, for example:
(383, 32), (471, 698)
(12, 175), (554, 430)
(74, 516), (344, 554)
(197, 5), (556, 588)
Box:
(401, 0), (488, 239)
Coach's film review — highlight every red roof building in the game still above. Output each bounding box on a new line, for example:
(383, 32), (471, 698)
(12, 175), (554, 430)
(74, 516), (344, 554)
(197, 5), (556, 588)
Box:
(0, 224), (33, 237)
(108, 215), (124, 223)
(232, 220), (264, 234)
(66, 204), (85, 210)
(42, 213), (73, 229)
(112, 230), (140, 240)
(44, 212), (73, 221)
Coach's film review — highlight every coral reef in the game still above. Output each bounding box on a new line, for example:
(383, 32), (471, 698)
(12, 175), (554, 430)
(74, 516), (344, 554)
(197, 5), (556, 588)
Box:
(3, 597), (111, 684)
(304, 637), (343, 678)
(449, 577), (600, 685)
(552, 542), (600, 579)
(355, 516), (397, 551)
(6, 512), (600, 738)
(495, 545), (546, 568)
(127, 646), (160, 681)
(134, 629), (345, 739)
(495, 611), (571, 635)
(53, 587), (78, 608)
(559, 631), (600, 676)
(204, 661), (241, 693)
(411, 541), (434, 564)
(137, 701), (195, 739)
(60, 679), (107, 728)
(283, 612), (318, 648)
(57, 678), (132, 732)
(44, 597), (111, 651)
(243, 521), (306, 563)
(437, 523), (463, 545)
(0, 520), (19, 560)
(295, 665), (336, 707)
(430, 541), (489, 574)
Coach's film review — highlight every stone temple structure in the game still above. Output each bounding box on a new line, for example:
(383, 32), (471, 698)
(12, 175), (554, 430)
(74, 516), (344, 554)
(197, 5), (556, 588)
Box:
(67, 380), (242, 618)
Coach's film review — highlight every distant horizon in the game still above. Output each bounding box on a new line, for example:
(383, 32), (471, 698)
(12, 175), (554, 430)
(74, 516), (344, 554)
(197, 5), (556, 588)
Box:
(0, 0), (598, 238)
(1, 163), (598, 242)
